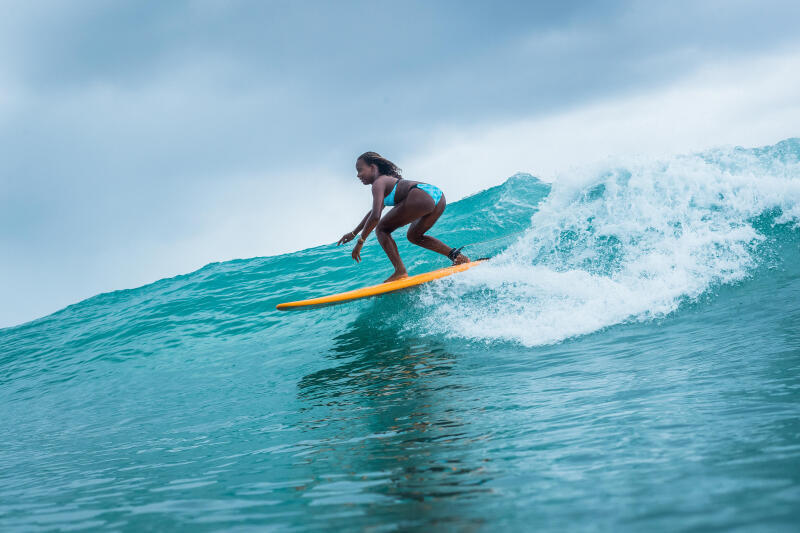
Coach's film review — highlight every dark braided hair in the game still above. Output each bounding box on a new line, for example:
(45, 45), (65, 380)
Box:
(358, 151), (402, 179)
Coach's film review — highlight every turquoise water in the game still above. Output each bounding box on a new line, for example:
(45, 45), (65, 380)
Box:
(2, 139), (800, 531)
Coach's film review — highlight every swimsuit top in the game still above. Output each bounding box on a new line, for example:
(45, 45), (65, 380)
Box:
(384, 177), (402, 206)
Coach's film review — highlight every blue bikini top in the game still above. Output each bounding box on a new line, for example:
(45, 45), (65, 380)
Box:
(384, 177), (401, 206)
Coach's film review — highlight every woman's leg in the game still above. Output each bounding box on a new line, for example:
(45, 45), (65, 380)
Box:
(375, 188), (438, 282)
(407, 192), (470, 264)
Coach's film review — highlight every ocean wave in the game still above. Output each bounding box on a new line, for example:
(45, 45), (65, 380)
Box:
(418, 139), (800, 346)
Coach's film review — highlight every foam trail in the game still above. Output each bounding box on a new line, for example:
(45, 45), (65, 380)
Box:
(419, 140), (800, 346)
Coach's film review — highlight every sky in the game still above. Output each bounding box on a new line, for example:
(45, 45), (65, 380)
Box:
(1, 0), (799, 328)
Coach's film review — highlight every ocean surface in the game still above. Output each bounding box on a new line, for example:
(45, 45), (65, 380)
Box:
(2, 139), (800, 532)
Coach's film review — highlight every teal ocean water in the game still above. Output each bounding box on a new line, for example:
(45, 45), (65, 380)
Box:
(2, 139), (800, 531)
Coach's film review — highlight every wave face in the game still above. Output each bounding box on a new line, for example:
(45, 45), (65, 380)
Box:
(1, 139), (799, 531)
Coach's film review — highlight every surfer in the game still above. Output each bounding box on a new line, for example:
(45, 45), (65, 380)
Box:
(337, 151), (470, 283)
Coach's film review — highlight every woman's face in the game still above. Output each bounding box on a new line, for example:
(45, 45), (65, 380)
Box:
(356, 159), (377, 184)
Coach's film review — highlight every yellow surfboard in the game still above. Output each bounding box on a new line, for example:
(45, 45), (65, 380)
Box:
(276, 258), (489, 310)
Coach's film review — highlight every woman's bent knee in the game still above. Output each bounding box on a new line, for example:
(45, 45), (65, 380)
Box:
(376, 225), (392, 239)
(407, 230), (424, 244)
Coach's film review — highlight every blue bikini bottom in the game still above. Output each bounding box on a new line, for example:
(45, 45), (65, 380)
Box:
(412, 183), (443, 205)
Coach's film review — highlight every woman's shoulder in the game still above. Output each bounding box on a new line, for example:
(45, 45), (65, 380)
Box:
(371, 175), (396, 192)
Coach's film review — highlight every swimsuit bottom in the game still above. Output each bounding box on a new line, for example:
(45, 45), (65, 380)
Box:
(411, 183), (443, 205)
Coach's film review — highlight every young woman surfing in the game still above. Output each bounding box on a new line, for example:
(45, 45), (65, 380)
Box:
(337, 151), (470, 282)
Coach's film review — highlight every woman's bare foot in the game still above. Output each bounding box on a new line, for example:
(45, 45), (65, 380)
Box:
(454, 253), (471, 265)
(384, 270), (409, 283)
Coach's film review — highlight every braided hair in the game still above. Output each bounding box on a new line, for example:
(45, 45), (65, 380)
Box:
(357, 152), (402, 179)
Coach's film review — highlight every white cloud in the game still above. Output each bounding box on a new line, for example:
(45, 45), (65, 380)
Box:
(405, 47), (800, 196)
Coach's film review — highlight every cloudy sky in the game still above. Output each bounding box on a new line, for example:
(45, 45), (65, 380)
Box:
(2, 0), (799, 328)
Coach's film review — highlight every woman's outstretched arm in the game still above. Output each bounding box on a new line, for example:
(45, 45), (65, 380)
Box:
(358, 181), (387, 240)
(348, 180), (387, 262)
(338, 211), (371, 246)
(353, 211), (371, 234)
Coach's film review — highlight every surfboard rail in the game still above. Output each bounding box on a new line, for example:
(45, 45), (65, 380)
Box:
(276, 258), (488, 310)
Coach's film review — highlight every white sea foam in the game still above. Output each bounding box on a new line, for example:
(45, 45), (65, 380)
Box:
(418, 142), (800, 346)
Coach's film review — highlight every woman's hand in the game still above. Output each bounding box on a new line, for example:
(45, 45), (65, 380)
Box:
(337, 231), (357, 246)
(351, 240), (363, 263)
